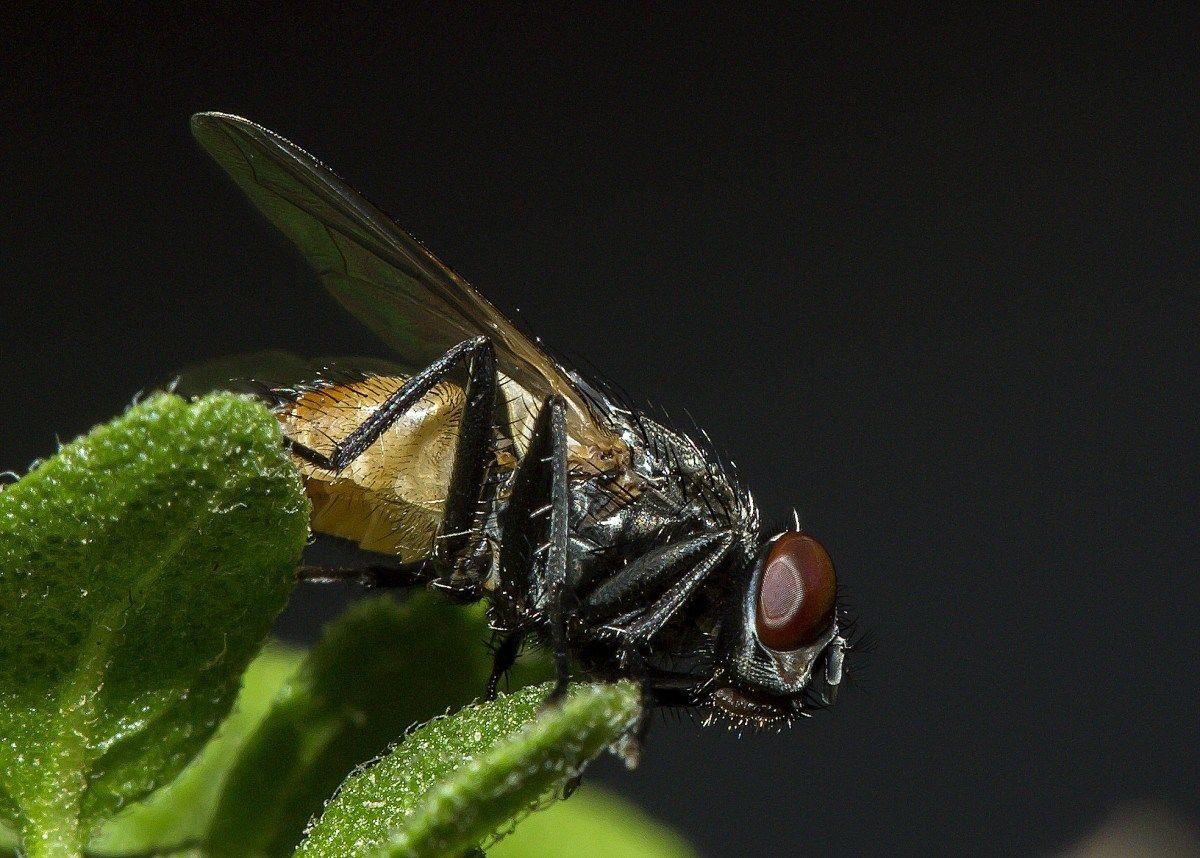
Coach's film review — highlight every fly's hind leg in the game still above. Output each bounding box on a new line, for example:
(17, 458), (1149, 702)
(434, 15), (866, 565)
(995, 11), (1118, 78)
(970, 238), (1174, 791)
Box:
(292, 336), (500, 591)
(497, 394), (573, 704)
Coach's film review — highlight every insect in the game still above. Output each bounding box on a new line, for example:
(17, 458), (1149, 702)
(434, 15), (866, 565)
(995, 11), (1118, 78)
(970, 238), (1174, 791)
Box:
(191, 113), (849, 729)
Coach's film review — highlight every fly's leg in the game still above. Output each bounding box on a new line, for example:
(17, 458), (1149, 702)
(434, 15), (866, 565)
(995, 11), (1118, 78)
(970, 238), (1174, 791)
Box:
(497, 394), (573, 704)
(606, 650), (657, 770)
(539, 395), (572, 703)
(296, 563), (426, 589)
(577, 531), (734, 642)
(485, 631), (524, 700)
(289, 337), (494, 474)
(292, 336), (499, 590)
(433, 340), (500, 576)
(575, 530), (733, 764)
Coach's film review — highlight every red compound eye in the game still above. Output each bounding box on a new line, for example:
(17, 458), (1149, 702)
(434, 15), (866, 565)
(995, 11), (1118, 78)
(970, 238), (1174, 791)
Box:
(755, 532), (837, 651)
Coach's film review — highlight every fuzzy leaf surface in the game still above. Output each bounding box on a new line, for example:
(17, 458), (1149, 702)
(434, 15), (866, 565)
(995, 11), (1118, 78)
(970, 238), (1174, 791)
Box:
(0, 394), (308, 855)
(297, 682), (641, 858)
(489, 786), (696, 858)
(89, 642), (304, 855)
(204, 594), (494, 856)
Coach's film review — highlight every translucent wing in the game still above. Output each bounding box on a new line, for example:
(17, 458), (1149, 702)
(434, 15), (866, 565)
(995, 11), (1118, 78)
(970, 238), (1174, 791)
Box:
(190, 112), (618, 451)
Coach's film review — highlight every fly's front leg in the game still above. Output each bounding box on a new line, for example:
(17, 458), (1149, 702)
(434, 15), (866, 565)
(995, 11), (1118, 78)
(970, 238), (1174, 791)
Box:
(497, 394), (573, 703)
(574, 530), (732, 742)
(606, 649), (656, 770)
(292, 336), (500, 591)
(578, 531), (734, 642)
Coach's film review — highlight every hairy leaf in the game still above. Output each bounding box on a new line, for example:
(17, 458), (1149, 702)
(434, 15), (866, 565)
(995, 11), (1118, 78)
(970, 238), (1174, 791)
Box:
(297, 682), (641, 858)
(89, 642), (305, 855)
(489, 786), (696, 858)
(203, 594), (495, 857)
(0, 394), (308, 856)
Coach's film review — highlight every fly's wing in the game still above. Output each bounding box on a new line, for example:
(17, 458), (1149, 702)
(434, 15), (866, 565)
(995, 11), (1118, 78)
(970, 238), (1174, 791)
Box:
(190, 112), (619, 453)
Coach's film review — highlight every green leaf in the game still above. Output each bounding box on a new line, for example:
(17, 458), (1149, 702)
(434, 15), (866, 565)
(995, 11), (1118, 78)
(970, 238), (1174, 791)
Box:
(89, 642), (305, 855)
(0, 393), (309, 857)
(202, 594), (497, 857)
(488, 786), (696, 858)
(296, 681), (642, 858)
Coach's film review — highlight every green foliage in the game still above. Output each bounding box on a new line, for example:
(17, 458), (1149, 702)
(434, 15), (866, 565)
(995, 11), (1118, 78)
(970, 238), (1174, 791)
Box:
(203, 595), (496, 856)
(1, 396), (694, 858)
(488, 786), (695, 858)
(90, 643), (305, 854)
(0, 394), (308, 856)
(298, 682), (642, 858)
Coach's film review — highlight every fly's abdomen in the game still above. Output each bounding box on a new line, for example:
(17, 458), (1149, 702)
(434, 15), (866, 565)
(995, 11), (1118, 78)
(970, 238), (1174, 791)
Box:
(276, 375), (464, 561)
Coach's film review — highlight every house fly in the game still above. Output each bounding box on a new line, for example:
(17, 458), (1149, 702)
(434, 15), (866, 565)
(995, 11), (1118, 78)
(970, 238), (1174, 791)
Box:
(191, 113), (849, 729)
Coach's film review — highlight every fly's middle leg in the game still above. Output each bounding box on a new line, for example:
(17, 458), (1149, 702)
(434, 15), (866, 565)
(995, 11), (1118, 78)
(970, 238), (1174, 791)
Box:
(541, 395), (573, 703)
(496, 394), (574, 703)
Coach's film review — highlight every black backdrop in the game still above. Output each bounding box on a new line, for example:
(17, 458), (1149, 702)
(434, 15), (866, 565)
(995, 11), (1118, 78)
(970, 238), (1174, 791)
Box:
(3, 7), (1197, 855)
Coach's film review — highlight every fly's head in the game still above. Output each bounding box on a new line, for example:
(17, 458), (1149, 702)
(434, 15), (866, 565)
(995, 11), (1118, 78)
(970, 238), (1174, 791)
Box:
(704, 530), (847, 729)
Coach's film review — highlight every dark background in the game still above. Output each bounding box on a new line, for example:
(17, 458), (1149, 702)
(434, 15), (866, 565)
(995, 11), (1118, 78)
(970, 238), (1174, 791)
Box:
(3, 6), (1197, 855)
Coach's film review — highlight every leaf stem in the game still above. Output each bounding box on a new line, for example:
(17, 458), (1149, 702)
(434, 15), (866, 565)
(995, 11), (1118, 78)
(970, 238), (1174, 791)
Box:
(19, 797), (83, 858)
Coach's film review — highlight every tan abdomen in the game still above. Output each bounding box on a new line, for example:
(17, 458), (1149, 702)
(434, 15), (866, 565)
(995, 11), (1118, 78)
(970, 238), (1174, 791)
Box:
(276, 376), (465, 562)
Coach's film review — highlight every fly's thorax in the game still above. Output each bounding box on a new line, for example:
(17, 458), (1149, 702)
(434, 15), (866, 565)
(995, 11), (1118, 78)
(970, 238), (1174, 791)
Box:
(603, 415), (753, 550)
